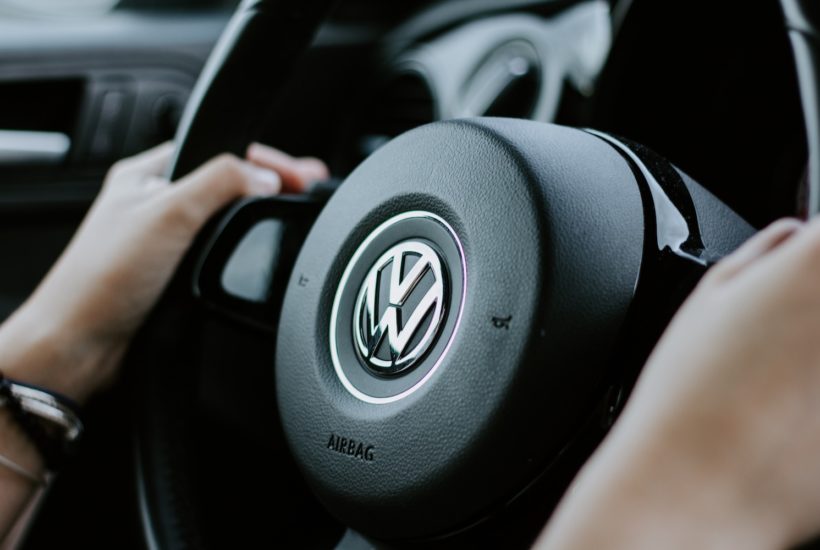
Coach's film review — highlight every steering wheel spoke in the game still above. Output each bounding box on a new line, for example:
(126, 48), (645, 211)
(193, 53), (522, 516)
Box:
(193, 195), (324, 329)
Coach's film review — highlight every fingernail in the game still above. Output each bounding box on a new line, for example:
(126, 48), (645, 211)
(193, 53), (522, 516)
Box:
(250, 166), (281, 194)
(246, 142), (262, 159)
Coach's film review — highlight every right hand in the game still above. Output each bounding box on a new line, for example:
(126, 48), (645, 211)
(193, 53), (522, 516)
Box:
(539, 218), (820, 549)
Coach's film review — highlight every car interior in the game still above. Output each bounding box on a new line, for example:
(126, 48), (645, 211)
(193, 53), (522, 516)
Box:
(0, 0), (814, 548)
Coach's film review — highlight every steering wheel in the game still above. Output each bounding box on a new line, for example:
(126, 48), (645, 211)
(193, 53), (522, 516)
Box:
(130, 0), (818, 548)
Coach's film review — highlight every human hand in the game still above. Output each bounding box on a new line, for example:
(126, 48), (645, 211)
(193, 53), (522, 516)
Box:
(246, 142), (328, 193)
(0, 142), (328, 403)
(538, 218), (820, 549)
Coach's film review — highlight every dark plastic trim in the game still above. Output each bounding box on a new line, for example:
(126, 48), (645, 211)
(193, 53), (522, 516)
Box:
(192, 194), (324, 330)
(138, 2), (337, 549)
(781, 0), (820, 215)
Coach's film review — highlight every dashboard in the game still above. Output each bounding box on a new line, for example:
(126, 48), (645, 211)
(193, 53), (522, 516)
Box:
(252, 0), (806, 229)
(348, 2), (611, 164)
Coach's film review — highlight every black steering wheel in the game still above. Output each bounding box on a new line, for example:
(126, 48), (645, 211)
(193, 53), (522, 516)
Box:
(130, 1), (819, 548)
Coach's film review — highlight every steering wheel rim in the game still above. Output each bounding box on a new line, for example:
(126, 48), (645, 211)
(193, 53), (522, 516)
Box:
(132, 1), (807, 548)
(134, 2), (338, 549)
(781, 0), (820, 216)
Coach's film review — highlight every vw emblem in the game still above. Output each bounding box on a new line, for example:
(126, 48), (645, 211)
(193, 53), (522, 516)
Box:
(353, 241), (447, 375)
(329, 211), (466, 404)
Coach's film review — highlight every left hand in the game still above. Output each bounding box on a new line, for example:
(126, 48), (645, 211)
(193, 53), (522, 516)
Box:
(0, 142), (328, 403)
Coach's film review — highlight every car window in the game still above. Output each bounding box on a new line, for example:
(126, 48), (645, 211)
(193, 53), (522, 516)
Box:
(0, 0), (236, 18)
(0, 0), (119, 17)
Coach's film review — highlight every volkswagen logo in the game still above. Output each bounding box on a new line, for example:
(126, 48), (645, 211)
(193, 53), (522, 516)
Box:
(353, 241), (446, 375)
(329, 211), (466, 404)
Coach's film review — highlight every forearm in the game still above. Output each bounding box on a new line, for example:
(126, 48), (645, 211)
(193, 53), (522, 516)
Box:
(538, 378), (800, 550)
(536, 446), (785, 549)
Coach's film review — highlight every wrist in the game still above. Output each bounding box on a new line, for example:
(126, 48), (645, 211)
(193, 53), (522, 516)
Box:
(541, 421), (792, 550)
(0, 300), (125, 404)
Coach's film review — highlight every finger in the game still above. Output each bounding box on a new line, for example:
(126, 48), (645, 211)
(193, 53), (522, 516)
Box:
(246, 142), (329, 193)
(294, 156), (331, 185)
(169, 153), (281, 227)
(246, 142), (308, 193)
(112, 142), (176, 180)
(709, 218), (804, 282)
(782, 215), (820, 269)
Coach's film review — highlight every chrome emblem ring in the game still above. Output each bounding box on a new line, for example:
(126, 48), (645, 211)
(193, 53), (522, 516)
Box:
(329, 211), (466, 404)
